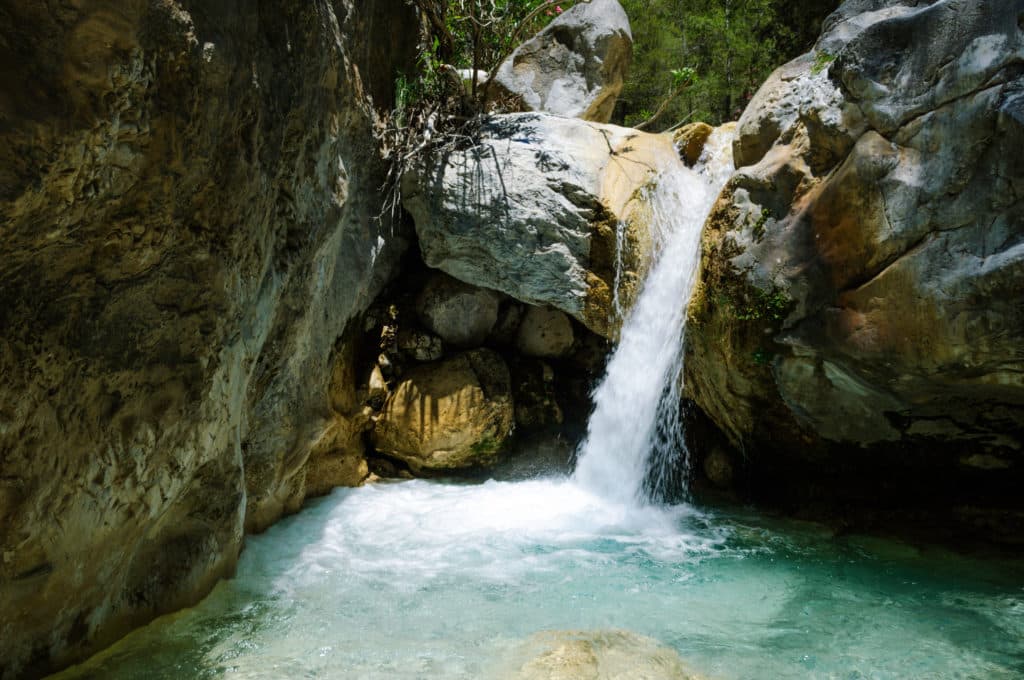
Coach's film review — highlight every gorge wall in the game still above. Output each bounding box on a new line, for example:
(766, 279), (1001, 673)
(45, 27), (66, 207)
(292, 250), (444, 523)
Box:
(0, 1), (416, 676)
(686, 0), (1024, 522)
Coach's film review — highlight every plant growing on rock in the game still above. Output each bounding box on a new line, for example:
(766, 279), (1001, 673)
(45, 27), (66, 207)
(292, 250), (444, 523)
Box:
(376, 1), (591, 218)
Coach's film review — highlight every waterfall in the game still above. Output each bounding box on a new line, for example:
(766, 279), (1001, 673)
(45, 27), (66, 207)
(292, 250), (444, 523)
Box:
(573, 127), (736, 505)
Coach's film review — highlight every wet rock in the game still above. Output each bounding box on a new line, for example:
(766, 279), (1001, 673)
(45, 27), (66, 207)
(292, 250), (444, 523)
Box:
(404, 112), (678, 338)
(416, 272), (501, 347)
(702, 446), (735, 489)
(372, 349), (514, 472)
(491, 0), (632, 123)
(517, 307), (575, 359)
(511, 359), (564, 430)
(673, 122), (714, 167)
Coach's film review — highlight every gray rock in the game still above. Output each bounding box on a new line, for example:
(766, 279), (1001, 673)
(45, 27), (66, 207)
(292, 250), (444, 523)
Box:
(491, 0), (632, 123)
(517, 306), (576, 358)
(490, 301), (527, 345)
(687, 0), (1024, 467)
(416, 272), (501, 347)
(403, 112), (679, 338)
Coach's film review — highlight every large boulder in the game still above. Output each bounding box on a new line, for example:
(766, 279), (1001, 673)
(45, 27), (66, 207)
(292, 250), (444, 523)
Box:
(403, 112), (680, 338)
(490, 0), (632, 123)
(372, 349), (514, 472)
(416, 272), (501, 347)
(686, 0), (1024, 496)
(0, 1), (416, 676)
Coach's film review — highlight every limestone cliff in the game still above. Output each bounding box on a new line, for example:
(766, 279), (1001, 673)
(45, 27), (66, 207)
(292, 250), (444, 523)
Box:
(686, 0), (1024, 509)
(0, 1), (416, 676)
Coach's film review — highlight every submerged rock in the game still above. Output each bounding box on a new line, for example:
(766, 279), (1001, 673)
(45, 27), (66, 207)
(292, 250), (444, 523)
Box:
(686, 0), (1024, 483)
(500, 630), (698, 680)
(403, 112), (680, 338)
(372, 349), (514, 472)
(491, 0), (632, 123)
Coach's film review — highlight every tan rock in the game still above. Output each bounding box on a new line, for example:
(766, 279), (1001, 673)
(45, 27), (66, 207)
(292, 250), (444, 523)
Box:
(673, 122), (714, 166)
(372, 349), (514, 472)
(368, 364), (388, 404)
(501, 630), (699, 680)
(517, 307), (575, 359)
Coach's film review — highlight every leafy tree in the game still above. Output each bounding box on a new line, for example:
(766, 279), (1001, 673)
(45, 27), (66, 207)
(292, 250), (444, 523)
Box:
(617, 0), (840, 129)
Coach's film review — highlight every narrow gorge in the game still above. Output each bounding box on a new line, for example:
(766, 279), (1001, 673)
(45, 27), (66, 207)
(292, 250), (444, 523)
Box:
(1, 1), (1022, 678)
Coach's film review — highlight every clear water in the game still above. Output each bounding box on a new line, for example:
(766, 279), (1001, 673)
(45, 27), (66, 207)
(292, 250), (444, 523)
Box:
(54, 133), (1024, 679)
(54, 477), (1024, 679)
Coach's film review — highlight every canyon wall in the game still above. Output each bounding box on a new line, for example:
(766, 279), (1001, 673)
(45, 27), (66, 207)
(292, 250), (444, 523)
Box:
(0, 1), (416, 676)
(686, 0), (1024, 516)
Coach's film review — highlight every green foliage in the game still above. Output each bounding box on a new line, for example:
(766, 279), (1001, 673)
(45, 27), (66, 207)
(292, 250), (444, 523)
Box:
(810, 51), (836, 75)
(732, 286), (790, 323)
(751, 208), (770, 239)
(617, 0), (841, 129)
(442, 1), (568, 72)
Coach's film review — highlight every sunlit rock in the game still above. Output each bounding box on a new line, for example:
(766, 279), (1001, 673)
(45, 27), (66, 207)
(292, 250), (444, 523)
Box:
(403, 112), (679, 338)
(372, 349), (514, 472)
(686, 0), (1024, 472)
(500, 630), (699, 680)
(490, 0), (632, 123)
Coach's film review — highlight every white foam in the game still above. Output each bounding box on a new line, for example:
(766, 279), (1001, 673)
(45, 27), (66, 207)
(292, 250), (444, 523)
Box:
(574, 127), (735, 503)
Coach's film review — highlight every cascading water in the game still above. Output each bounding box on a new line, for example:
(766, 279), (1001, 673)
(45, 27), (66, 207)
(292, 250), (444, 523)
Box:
(574, 128), (736, 504)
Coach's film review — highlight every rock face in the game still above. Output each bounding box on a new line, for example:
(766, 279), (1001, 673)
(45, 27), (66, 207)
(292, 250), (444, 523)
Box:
(416, 272), (501, 347)
(686, 0), (1024, 495)
(0, 1), (415, 677)
(372, 349), (514, 472)
(403, 112), (680, 338)
(491, 0), (632, 123)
